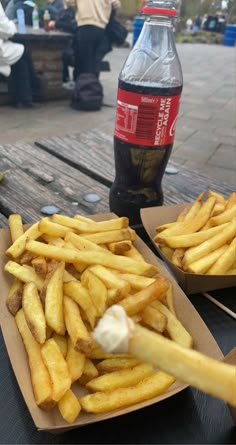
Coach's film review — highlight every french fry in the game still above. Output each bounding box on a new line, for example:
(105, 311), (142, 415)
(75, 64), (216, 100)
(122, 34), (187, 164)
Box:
(6, 279), (23, 315)
(86, 363), (154, 393)
(118, 273), (156, 291)
(123, 245), (145, 262)
(226, 268), (236, 275)
(64, 281), (98, 328)
(42, 235), (65, 247)
(52, 214), (129, 233)
(93, 310), (236, 407)
(211, 203), (225, 217)
(108, 240), (132, 255)
(15, 310), (54, 410)
(208, 190), (225, 204)
(4, 261), (44, 290)
(31, 256), (48, 276)
(151, 300), (193, 348)
(22, 282), (46, 344)
(165, 284), (176, 316)
(182, 192), (204, 221)
(141, 305), (167, 333)
(97, 357), (140, 374)
(156, 197), (216, 242)
(80, 371), (175, 413)
(186, 245), (228, 274)
(64, 295), (92, 355)
(6, 222), (41, 259)
(79, 358), (99, 385)
(159, 246), (174, 261)
(63, 270), (78, 283)
(58, 389), (81, 423)
(176, 207), (189, 222)
(66, 338), (86, 382)
(183, 220), (236, 268)
(119, 276), (169, 316)
(81, 229), (133, 245)
(8, 214), (24, 243)
(19, 251), (36, 265)
(45, 262), (65, 335)
(41, 338), (71, 402)
(88, 346), (130, 360)
(107, 288), (125, 306)
(210, 205), (236, 226)
(39, 218), (74, 238)
(155, 222), (176, 233)
(141, 306), (167, 332)
(163, 223), (228, 249)
(128, 323), (236, 407)
(172, 248), (185, 268)
(65, 231), (110, 253)
(88, 265), (130, 296)
(207, 237), (236, 275)
(74, 214), (94, 223)
(52, 333), (68, 358)
(81, 269), (107, 316)
(225, 192), (236, 210)
(26, 240), (158, 276)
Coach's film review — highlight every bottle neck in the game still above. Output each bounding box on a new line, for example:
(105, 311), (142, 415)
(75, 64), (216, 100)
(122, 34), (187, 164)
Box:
(144, 14), (174, 28)
(140, 15), (176, 52)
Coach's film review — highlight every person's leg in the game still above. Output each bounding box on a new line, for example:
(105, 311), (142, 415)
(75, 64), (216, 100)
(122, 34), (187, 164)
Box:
(10, 46), (41, 105)
(11, 48), (33, 104)
(62, 47), (75, 82)
(74, 25), (105, 79)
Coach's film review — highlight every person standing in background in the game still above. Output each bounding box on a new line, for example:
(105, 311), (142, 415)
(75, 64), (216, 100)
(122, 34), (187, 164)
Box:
(186, 17), (193, 31)
(74, 0), (120, 79)
(0, 1), (40, 107)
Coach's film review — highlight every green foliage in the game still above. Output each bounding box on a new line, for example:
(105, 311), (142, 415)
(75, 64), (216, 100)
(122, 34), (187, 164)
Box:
(35, 0), (47, 8)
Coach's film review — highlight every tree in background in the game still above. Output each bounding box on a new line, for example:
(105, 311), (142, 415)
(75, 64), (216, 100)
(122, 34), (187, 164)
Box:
(227, 0), (236, 23)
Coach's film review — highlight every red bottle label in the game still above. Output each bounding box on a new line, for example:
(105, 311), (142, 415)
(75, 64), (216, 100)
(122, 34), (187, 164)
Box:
(114, 88), (181, 146)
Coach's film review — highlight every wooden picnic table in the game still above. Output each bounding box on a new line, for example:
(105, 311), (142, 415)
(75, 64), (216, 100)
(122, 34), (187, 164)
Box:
(0, 130), (235, 444)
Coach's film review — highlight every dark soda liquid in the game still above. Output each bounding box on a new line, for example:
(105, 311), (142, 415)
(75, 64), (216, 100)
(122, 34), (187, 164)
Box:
(109, 79), (183, 226)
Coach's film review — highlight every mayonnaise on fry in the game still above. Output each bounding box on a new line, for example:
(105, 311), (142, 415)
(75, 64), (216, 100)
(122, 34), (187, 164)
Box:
(93, 305), (134, 354)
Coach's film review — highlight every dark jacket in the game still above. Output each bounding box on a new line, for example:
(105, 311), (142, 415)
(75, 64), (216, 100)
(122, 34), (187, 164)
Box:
(55, 7), (77, 34)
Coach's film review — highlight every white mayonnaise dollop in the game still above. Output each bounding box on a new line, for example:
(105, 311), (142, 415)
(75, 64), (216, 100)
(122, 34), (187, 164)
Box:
(93, 305), (134, 354)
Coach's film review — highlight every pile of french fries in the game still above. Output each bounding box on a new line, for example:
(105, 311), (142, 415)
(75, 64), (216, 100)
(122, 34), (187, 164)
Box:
(4, 213), (194, 423)
(154, 191), (236, 275)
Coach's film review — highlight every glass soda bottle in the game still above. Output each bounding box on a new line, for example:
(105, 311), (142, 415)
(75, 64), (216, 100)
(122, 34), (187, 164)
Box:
(109, 0), (183, 226)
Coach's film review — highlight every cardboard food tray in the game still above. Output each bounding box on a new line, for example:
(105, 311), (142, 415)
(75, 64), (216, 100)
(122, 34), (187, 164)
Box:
(141, 204), (236, 295)
(0, 213), (223, 433)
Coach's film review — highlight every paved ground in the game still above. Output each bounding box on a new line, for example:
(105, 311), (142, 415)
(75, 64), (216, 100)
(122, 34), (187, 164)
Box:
(0, 42), (235, 186)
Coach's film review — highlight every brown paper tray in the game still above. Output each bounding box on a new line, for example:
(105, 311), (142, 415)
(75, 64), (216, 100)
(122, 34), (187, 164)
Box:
(141, 204), (236, 295)
(0, 213), (223, 433)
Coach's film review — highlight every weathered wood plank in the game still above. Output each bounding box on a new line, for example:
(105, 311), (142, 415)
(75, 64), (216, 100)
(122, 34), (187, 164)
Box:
(0, 213), (8, 228)
(0, 143), (110, 223)
(36, 130), (114, 187)
(36, 130), (235, 204)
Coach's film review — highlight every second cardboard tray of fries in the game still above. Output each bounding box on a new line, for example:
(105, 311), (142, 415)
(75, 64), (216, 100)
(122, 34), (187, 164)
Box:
(154, 191), (236, 276)
(3, 189), (236, 425)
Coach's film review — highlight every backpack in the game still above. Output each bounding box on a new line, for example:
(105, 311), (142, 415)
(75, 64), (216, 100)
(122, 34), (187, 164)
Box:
(106, 17), (128, 46)
(71, 73), (103, 111)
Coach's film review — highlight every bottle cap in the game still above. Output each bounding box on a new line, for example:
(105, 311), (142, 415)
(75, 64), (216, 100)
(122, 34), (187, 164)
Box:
(142, 0), (177, 16)
(142, 7), (176, 16)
